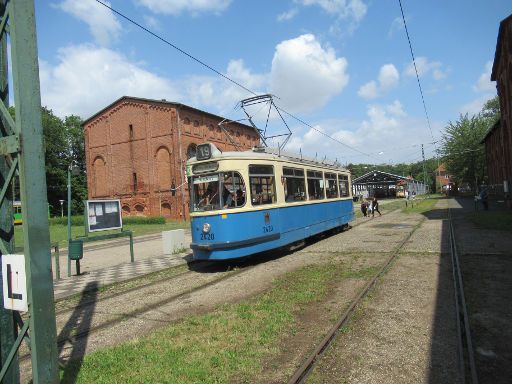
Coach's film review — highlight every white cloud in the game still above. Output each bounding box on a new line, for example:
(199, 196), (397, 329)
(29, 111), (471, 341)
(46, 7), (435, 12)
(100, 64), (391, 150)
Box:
(143, 15), (162, 30)
(278, 100), (440, 164)
(136, 0), (232, 15)
(296, 0), (367, 35)
(270, 34), (349, 113)
(185, 59), (268, 113)
(39, 44), (181, 118)
(473, 61), (495, 93)
(388, 16), (405, 37)
(298, 0), (367, 22)
(460, 94), (495, 116)
(57, 0), (122, 46)
(277, 8), (299, 22)
(358, 64), (399, 99)
(404, 56), (447, 80)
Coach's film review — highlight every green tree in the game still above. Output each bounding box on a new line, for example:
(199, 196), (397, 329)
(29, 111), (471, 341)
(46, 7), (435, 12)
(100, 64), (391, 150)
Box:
(10, 107), (87, 215)
(440, 114), (487, 191)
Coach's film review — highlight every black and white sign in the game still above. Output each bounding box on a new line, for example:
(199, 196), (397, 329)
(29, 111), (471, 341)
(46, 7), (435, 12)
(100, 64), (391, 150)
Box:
(86, 199), (122, 232)
(2, 254), (28, 312)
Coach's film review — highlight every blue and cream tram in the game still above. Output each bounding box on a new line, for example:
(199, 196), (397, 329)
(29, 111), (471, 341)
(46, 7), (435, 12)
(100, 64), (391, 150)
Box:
(188, 143), (354, 260)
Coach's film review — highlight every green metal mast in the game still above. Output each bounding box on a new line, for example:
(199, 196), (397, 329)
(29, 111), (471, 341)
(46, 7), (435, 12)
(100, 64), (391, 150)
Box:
(0, 0), (59, 382)
(0, 0), (19, 381)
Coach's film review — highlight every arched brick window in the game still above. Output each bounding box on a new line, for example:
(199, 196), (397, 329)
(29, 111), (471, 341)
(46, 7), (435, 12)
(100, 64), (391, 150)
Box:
(161, 202), (171, 217)
(187, 143), (197, 159)
(93, 156), (108, 197)
(122, 205), (131, 215)
(156, 147), (171, 190)
(134, 204), (145, 216)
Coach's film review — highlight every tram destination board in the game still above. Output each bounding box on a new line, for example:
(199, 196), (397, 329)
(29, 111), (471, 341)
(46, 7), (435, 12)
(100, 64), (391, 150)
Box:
(86, 199), (122, 232)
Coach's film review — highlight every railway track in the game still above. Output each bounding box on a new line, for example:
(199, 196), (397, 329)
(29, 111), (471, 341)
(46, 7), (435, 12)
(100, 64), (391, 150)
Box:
(448, 204), (478, 384)
(287, 215), (425, 383)
(287, 199), (478, 383)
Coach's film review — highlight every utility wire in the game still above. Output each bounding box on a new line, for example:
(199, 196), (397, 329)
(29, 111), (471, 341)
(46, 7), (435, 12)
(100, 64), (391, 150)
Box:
(398, 0), (435, 143)
(94, 0), (378, 161)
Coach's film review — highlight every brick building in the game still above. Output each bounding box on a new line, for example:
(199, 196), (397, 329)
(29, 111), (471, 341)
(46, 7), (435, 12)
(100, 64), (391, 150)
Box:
(484, 14), (512, 199)
(434, 164), (454, 194)
(83, 96), (260, 220)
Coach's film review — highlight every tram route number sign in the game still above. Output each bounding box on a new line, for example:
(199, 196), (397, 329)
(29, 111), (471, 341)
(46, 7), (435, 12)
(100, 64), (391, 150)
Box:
(196, 143), (212, 160)
(86, 199), (122, 232)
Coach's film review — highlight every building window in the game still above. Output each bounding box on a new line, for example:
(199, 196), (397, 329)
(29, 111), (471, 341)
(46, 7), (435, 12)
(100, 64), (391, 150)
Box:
(129, 124), (134, 139)
(184, 117), (190, 125)
(133, 172), (138, 192)
(187, 143), (197, 159)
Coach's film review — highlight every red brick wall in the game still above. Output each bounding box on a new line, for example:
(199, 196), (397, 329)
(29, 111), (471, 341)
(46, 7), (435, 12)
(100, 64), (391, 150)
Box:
(488, 17), (512, 196)
(84, 98), (259, 220)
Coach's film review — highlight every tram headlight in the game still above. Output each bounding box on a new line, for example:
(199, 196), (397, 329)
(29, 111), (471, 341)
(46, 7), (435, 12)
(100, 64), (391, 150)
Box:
(202, 223), (211, 233)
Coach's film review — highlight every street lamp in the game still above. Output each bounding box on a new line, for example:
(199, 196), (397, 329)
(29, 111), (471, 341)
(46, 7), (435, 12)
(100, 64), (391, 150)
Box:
(59, 199), (64, 217)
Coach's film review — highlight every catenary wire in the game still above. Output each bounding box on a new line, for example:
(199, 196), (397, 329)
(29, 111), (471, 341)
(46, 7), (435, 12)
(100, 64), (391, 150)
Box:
(93, 0), (379, 161)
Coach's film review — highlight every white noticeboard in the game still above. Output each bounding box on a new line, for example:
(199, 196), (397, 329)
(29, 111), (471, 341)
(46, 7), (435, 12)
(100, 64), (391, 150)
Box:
(2, 254), (28, 312)
(86, 199), (123, 232)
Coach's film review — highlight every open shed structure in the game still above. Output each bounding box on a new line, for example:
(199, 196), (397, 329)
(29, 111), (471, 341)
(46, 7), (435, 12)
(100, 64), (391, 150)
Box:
(352, 170), (426, 198)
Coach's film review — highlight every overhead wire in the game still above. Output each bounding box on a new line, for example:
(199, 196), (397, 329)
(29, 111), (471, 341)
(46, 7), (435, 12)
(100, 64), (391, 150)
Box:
(93, 0), (379, 161)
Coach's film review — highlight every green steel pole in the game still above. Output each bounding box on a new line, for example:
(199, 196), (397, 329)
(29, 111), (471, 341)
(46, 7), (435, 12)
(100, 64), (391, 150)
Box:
(0, 0), (20, 380)
(10, 1), (59, 382)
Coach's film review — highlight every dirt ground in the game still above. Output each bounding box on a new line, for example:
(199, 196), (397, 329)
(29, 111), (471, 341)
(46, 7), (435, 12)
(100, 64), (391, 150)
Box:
(21, 197), (512, 383)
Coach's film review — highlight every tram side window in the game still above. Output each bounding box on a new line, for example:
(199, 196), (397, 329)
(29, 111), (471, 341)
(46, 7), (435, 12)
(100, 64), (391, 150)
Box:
(190, 174), (221, 212)
(221, 171), (246, 208)
(339, 174), (350, 197)
(307, 170), (325, 200)
(283, 167), (306, 202)
(325, 173), (339, 198)
(249, 165), (276, 206)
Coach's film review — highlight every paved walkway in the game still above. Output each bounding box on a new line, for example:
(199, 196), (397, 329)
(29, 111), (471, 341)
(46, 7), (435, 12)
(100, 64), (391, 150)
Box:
(52, 230), (193, 300)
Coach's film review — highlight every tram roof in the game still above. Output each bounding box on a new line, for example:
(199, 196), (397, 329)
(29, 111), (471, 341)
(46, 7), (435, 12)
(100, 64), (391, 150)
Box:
(189, 145), (349, 172)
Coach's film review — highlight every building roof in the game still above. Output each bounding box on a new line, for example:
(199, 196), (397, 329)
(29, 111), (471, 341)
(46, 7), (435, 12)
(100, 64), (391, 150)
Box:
(481, 118), (500, 144)
(82, 96), (256, 132)
(491, 14), (512, 81)
(352, 170), (411, 185)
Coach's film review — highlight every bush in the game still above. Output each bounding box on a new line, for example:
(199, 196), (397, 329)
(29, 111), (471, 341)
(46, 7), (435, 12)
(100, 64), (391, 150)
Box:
(122, 216), (166, 225)
(49, 216), (84, 226)
(49, 215), (166, 226)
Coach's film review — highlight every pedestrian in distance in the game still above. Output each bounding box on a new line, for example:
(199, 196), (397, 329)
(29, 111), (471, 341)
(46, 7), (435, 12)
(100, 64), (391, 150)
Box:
(372, 197), (381, 217)
(479, 186), (489, 210)
(368, 199), (373, 217)
(361, 200), (368, 217)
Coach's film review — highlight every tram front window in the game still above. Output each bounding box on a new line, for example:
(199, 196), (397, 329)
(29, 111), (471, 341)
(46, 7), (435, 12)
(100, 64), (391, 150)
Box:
(190, 172), (245, 212)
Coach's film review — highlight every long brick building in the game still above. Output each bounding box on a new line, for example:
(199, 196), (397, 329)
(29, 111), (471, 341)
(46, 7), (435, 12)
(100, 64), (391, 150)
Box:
(83, 96), (260, 220)
(485, 14), (512, 202)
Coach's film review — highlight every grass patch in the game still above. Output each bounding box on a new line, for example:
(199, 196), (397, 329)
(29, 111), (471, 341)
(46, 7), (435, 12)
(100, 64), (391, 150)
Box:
(14, 220), (189, 252)
(401, 196), (440, 214)
(467, 210), (512, 231)
(62, 261), (371, 383)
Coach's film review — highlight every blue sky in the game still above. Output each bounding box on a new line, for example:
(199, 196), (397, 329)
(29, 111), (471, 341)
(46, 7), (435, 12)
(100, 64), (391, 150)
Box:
(33, 0), (509, 165)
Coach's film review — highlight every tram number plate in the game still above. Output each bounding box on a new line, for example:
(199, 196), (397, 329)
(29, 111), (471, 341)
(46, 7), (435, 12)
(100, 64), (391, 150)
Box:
(201, 233), (215, 240)
(263, 225), (274, 233)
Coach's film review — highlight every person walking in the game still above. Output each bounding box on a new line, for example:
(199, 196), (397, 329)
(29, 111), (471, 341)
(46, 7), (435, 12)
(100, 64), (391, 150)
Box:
(372, 197), (381, 217)
(360, 200), (368, 217)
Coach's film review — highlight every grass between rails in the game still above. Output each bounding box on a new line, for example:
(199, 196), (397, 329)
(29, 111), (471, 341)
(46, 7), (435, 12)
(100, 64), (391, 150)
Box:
(14, 220), (189, 252)
(62, 260), (375, 383)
